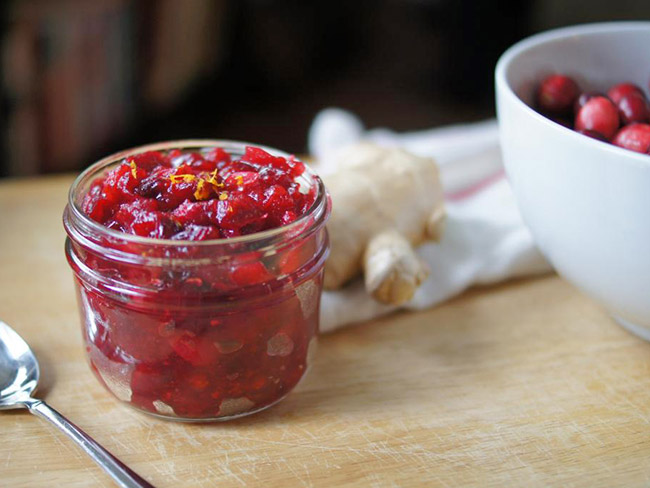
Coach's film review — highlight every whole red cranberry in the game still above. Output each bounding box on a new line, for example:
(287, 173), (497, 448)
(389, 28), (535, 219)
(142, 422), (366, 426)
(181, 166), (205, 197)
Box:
(617, 93), (650, 124)
(537, 74), (579, 114)
(551, 116), (572, 129)
(573, 92), (604, 115)
(575, 96), (620, 140)
(612, 123), (650, 153)
(576, 129), (608, 142)
(607, 82), (645, 105)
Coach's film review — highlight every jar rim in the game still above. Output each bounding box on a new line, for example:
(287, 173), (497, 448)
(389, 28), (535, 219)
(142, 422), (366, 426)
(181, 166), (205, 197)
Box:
(66, 139), (328, 248)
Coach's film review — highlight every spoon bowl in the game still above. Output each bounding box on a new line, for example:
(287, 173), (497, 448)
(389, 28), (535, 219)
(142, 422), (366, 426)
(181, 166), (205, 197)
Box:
(0, 321), (40, 409)
(0, 321), (153, 487)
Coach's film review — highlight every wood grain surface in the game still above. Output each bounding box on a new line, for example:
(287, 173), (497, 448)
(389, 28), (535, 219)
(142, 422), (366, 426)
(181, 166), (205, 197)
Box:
(2, 175), (650, 487)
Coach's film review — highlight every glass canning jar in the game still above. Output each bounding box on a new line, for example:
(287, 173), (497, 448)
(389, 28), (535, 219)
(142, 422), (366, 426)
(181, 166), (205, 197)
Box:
(63, 140), (330, 421)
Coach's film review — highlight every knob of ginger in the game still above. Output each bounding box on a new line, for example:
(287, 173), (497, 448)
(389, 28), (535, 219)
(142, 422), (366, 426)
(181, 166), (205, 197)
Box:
(321, 143), (445, 305)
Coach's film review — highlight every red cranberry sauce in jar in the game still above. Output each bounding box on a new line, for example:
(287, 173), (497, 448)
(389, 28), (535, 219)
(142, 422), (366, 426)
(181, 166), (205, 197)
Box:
(63, 141), (330, 421)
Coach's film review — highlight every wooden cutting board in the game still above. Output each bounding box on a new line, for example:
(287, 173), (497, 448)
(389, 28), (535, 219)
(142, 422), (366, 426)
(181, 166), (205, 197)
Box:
(2, 175), (650, 487)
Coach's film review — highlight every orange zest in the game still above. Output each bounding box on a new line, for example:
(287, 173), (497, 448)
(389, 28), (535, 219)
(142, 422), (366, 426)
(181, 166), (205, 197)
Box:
(170, 168), (226, 201)
(205, 169), (223, 188)
(169, 174), (197, 184)
(193, 179), (212, 201)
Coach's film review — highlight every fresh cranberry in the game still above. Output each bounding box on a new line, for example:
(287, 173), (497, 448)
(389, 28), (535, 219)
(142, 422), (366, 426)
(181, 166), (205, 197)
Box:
(550, 116), (572, 129)
(607, 82), (645, 105)
(576, 129), (608, 142)
(537, 74), (579, 114)
(616, 93), (649, 125)
(613, 123), (650, 153)
(573, 92), (604, 115)
(575, 96), (620, 140)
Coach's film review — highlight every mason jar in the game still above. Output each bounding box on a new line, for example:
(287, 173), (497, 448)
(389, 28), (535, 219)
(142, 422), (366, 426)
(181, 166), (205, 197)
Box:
(63, 140), (330, 421)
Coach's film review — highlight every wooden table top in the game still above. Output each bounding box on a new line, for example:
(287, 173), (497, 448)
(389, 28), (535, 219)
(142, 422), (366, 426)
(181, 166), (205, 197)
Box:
(2, 174), (650, 487)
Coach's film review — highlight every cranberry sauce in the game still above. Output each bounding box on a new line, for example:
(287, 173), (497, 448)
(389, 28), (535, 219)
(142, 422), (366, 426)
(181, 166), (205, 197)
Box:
(64, 141), (330, 421)
(82, 146), (316, 239)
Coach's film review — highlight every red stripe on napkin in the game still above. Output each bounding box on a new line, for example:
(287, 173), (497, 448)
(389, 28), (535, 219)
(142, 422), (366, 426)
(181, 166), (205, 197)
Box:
(445, 168), (506, 202)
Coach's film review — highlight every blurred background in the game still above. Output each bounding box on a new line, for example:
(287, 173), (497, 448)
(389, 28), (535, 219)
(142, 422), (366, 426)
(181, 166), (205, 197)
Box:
(1, 0), (648, 177)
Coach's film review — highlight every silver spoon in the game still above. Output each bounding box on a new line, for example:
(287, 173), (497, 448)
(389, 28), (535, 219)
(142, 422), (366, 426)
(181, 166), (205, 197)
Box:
(0, 321), (154, 488)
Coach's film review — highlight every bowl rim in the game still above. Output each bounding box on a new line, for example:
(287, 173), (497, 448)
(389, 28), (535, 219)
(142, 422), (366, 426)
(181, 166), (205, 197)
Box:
(495, 21), (650, 168)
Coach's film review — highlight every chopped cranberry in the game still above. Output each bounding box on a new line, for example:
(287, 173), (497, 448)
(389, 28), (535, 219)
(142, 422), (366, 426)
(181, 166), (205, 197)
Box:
(263, 185), (294, 225)
(111, 199), (160, 230)
(217, 193), (267, 230)
(243, 146), (286, 167)
(218, 161), (258, 179)
(168, 330), (218, 367)
(613, 123), (650, 153)
(172, 200), (218, 226)
(575, 96), (620, 140)
(204, 147), (231, 166)
(287, 155), (307, 177)
(127, 151), (171, 171)
(84, 147), (314, 241)
(105, 310), (174, 363)
(230, 261), (274, 286)
(537, 74), (579, 114)
(170, 224), (220, 241)
(131, 212), (179, 239)
(607, 82), (645, 105)
(163, 181), (200, 210)
(82, 183), (111, 222)
(135, 172), (170, 199)
(282, 211), (298, 225)
(131, 364), (175, 398)
(172, 152), (214, 172)
(224, 171), (260, 190)
(616, 93), (649, 125)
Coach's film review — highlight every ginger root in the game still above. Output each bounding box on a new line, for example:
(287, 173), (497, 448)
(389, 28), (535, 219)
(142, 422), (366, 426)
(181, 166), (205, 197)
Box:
(321, 143), (445, 305)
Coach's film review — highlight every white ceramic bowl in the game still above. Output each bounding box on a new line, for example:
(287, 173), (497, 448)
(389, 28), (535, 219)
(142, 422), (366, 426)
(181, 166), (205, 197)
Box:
(496, 22), (650, 339)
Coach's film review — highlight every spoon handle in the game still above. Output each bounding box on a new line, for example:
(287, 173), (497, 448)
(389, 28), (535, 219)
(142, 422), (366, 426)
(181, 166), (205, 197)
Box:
(27, 400), (155, 488)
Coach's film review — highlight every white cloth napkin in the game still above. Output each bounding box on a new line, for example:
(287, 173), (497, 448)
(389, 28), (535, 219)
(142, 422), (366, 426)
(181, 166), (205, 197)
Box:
(309, 108), (552, 333)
